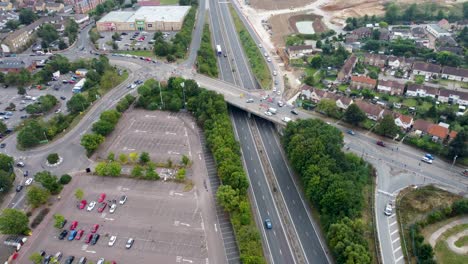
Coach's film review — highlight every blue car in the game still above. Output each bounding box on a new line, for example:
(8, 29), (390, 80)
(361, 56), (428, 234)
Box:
(264, 219), (272, 229)
(347, 130), (356, 135)
(68, 230), (77, 241)
(425, 154), (434, 160)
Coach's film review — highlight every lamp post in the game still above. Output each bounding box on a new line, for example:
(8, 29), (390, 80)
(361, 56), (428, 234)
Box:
(452, 155), (458, 168)
(181, 82), (186, 110)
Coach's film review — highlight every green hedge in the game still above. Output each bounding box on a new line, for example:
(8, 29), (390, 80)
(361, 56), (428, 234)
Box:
(197, 23), (218, 77)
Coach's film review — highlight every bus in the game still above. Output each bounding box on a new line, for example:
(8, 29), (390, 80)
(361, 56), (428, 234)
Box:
(216, 45), (222, 56)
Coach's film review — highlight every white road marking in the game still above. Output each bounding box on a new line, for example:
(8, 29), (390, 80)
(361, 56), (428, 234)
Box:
(391, 229), (399, 235)
(395, 255), (404, 262)
(392, 237), (400, 244)
(182, 259), (193, 263)
(174, 192), (184, 196)
(105, 218), (114, 221)
(378, 189), (395, 197)
(165, 131), (176, 135)
(390, 221), (398, 227)
(180, 222), (190, 227)
(393, 246), (401, 253)
(85, 250), (96, 254)
(214, 224), (217, 232)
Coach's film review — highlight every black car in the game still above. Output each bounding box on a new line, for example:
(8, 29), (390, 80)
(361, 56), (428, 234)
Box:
(59, 230), (68, 240)
(121, 32), (128, 35)
(59, 219), (68, 229)
(23, 170), (28, 177)
(39, 250), (46, 257)
(60, 96), (66, 100)
(291, 109), (299, 115)
(91, 234), (100, 245)
(0, 143), (5, 148)
(15, 185), (23, 192)
(65, 256), (75, 264)
(44, 255), (51, 264)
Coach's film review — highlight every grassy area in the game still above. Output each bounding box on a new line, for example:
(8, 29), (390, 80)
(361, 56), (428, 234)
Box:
(360, 119), (376, 130)
(397, 185), (463, 262)
(305, 68), (318, 77)
(433, 224), (468, 264)
(115, 50), (154, 58)
(454, 235), (468, 247)
(228, 5), (272, 89)
(159, 0), (179, 4)
(436, 79), (468, 89)
(402, 98), (418, 107)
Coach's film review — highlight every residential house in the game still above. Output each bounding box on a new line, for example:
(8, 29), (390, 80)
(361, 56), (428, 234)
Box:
(441, 66), (468, 82)
(34, 1), (46, 12)
(439, 46), (463, 55)
(411, 27), (426, 38)
(426, 24), (451, 38)
(412, 119), (433, 135)
(45, 2), (65, 12)
(286, 45), (313, 59)
(377, 80), (405, 95)
(350, 75), (377, 90)
(412, 62), (441, 78)
(427, 124), (450, 142)
(74, 0), (105, 14)
(437, 19), (450, 30)
(436, 35), (458, 48)
(335, 96), (353, 110)
(387, 56), (414, 70)
(455, 20), (468, 30)
(379, 28), (390, 41)
(394, 114), (413, 130)
(300, 85), (328, 103)
(405, 84), (438, 98)
(73, 14), (90, 24)
(363, 53), (387, 68)
(0, 1), (13, 11)
(354, 100), (384, 121)
(337, 55), (357, 81)
(391, 27), (412, 39)
(345, 27), (372, 43)
(0, 59), (37, 73)
(438, 89), (468, 106)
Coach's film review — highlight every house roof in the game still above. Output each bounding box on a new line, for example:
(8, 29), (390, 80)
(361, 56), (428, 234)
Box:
(338, 96), (353, 106)
(0, 59), (34, 69)
(437, 36), (457, 47)
(136, 1), (160, 6)
(442, 66), (468, 78)
(354, 100), (383, 117)
(351, 75), (377, 86)
(364, 53), (387, 63)
(340, 55), (357, 76)
(352, 27), (372, 35)
(378, 79), (405, 89)
(439, 89), (468, 100)
(406, 83), (439, 95)
(413, 62), (441, 74)
(449, 131), (458, 139)
(438, 18), (449, 27)
(413, 119), (433, 133)
(287, 45), (313, 52)
(428, 124), (449, 139)
(396, 114), (413, 125)
(411, 27), (426, 36)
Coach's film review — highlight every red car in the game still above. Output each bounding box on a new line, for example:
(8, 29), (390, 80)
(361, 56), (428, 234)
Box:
(98, 193), (106, 203)
(75, 230), (84, 240)
(70, 221), (78, 230)
(84, 233), (93, 244)
(69, 80), (76, 84)
(376, 141), (386, 147)
(91, 224), (99, 233)
(78, 200), (87, 209)
(98, 202), (107, 213)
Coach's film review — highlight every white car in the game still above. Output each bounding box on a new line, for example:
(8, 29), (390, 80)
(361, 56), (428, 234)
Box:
(87, 201), (97, 211)
(267, 57), (272, 62)
(108, 235), (117, 246)
(273, 71), (277, 76)
(272, 87), (277, 92)
(246, 98), (254, 103)
(264, 111), (272, 116)
(54, 109), (61, 114)
(421, 157), (433, 164)
(25, 178), (33, 186)
(276, 91), (281, 95)
(384, 203), (393, 216)
(109, 203), (117, 213)
(119, 195), (127, 205)
(97, 258), (105, 264)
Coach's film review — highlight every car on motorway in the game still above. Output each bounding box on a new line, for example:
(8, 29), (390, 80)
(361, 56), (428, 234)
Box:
(84, 234), (93, 244)
(108, 235), (117, 246)
(97, 258), (105, 264)
(59, 219), (67, 229)
(59, 230), (68, 240)
(55, 109), (61, 114)
(98, 202), (107, 212)
(264, 219), (272, 229)
(267, 57), (272, 62)
(15, 185), (23, 192)
(109, 203), (117, 213)
(98, 193), (106, 203)
(68, 230), (77, 241)
(91, 234), (100, 245)
(119, 195), (127, 205)
(291, 109), (299, 115)
(78, 200), (87, 209)
(65, 256), (75, 264)
(273, 70), (277, 76)
(425, 153), (434, 160)
(421, 156), (433, 164)
(70, 221), (78, 230)
(91, 224), (99, 233)
(87, 201), (96, 211)
(347, 130), (356, 135)
(75, 230), (84, 240)
(125, 238), (134, 249)
(376, 141), (386, 147)
(384, 203), (393, 216)
(246, 98), (254, 103)
(276, 91), (281, 95)
(25, 178), (33, 186)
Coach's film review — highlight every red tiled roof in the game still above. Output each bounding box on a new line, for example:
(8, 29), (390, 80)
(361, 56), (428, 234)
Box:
(449, 131), (458, 139)
(351, 75), (377, 86)
(354, 100), (383, 117)
(397, 114), (413, 125)
(428, 125), (449, 139)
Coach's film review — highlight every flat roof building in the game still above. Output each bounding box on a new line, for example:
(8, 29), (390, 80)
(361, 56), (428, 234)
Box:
(96, 6), (191, 32)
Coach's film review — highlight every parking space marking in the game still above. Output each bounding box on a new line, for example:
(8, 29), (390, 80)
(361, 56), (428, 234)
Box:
(393, 246), (401, 253)
(392, 237), (400, 243)
(395, 255), (404, 262)
(390, 220), (398, 227)
(391, 229), (399, 235)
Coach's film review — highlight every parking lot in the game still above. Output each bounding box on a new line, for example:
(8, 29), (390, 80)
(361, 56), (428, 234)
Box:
(23, 175), (208, 264)
(97, 109), (193, 164)
(97, 31), (177, 52)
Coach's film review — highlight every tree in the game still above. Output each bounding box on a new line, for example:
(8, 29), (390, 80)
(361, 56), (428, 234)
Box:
(0, 170), (13, 193)
(436, 51), (461, 67)
(216, 185), (239, 212)
(100, 70), (119, 91)
(344, 104), (366, 125)
(37, 24), (59, 45)
(175, 168), (186, 182)
(309, 55), (322, 69)
(376, 114), (399, 138)
(378, 21), (388, 28)
(145, 165), (160, 180)
(29, 252), (43, 264)
(5, 20), (20, 30)
(303, 76), (315, 86)
(19, 9), (38, 25)
(95, 162), (108, 176)
(34, 171), (62, 195)
(75, 188), (84, 200)
(59, 174), (72, 185)
(119, 153), (128, 164)
(181, 155), (190, 167)
(131, 165), (144, 178)
(0, 121), (7, 135)
(129, 152), (138, 163)
(0, 209), (29, 235)
(449, 130), (467, 159)
(385, 3), (400, 24)
(17, 86), (26, 95)
(92, 120), (115, 136)
(108, 162), (121, 177)
(58, 39), (68, 50)
(67, 93), (90, 114)
(47, 153), (60, 164)
(139, 152), (150, 165)
(26, 186), (50, 208)
(80, 133), (105, 156)
(316, 40), (322, 48)
(107, 152), (115, 161)
(53, 214), (65, 229)
(316, 99), (341, 119)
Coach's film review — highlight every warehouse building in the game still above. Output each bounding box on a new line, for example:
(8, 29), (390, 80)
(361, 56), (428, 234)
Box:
(96, 6), (191, 32)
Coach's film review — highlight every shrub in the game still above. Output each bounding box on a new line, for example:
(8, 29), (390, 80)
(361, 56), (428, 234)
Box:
(30, 208), (50, 229)
(59, 174), (72, 184)
(46, 153), (60, 164)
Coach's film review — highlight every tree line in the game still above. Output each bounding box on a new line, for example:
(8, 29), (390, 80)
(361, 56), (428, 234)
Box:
(196, 24), (218, 77)
(136, 77), (265, 263)
(282, 119), (373, 263)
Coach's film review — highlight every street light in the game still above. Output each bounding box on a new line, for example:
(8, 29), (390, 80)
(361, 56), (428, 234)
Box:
(452, 155), (458, 168)
(181, 82), (186, 110)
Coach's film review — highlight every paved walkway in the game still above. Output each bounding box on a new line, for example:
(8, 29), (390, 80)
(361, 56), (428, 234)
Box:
(429, 217), (468, 249)
(446, 229), (468, 254)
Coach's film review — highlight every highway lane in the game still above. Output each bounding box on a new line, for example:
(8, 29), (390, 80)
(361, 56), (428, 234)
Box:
(255, 117), (330, 264)
(231, 109), (295, 264)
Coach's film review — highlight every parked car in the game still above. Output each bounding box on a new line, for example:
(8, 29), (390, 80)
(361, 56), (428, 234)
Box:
(384, 203), (393, 216)
(78, 256), (87, 264)
(91, 224), (99, 233)
(25, 178), (33, 186)
(23, 170), (29, 177)
(60, 96), (66, 100)
(91, 234), (100, 245)
(78, 200), (87, 209)
(97, 258), (105, 264)
(65, 256), (75, 264)
(264, 219), (272, 229)
(98, 202), (107, 213)
(109, 204), (117, 214)
(0, 143), (5, 148)
(125, 238), (134, 249)
(54, 252), (63, 261)
(98, 193), (106, 203)
(59, 219), (67, 229)
(68, 230), (77, 241)
(119, 195), (127, 205)
(59, 230), (68, 240)
(421, 156), (433, 164)
(70, 221), (78, 230)
(75, 230), (84, 240)
(15, 185), (23, 192)
(84, 234), (93, 244)
(290, 109), (299, 115)
(87, 201), (96, 211)
(376, 141), (386, 147)
(347, 130), (356, 135)
(108, 235), (117, 246)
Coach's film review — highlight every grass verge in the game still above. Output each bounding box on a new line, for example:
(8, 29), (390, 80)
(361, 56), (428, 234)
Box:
(115, 50), (154, 58)
(228, 5), (272, 89)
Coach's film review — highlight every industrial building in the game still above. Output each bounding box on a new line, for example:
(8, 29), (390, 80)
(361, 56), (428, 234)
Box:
(96, 6), (191, 32)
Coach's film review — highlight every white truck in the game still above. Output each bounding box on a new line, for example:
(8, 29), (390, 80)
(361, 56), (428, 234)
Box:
(268, 107), (277, 114)
(282, 117), (292, 123)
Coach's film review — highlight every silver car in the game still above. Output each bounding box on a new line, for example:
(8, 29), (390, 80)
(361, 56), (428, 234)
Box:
(384, 203), (393, 216)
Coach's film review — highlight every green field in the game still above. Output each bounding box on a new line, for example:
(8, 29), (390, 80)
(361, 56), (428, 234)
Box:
(455, 235), (468, 247)
(159, 0), (179, 5)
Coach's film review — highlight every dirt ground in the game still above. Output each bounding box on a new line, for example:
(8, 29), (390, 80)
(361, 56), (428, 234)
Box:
(250, 0), (313, 10)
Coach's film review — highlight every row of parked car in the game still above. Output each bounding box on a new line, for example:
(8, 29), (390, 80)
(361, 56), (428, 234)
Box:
(39, 250), (116, 264)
